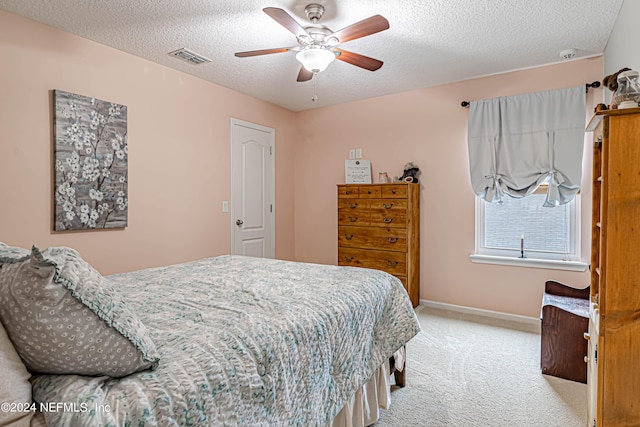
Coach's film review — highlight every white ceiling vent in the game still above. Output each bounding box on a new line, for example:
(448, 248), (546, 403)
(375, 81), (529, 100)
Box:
(168, 48), (211, 65)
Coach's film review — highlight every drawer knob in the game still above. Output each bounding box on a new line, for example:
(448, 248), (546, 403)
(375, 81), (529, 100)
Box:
(392, 189), (397, 194)
(344, 256), (354, 262)
(345, 190), (351, 195)
(382, 203), (394, 209)
(349, 202), (358, 208)
(383, 217), (394, 223)
(344, 234), (354, 240)
(387, 260), (399, 267)
(388, 237), (398, 243)
(368, 190), (372, 194)
(349, 216), (359, 222)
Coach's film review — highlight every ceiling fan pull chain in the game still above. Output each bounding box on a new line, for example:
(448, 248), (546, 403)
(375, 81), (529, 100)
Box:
(312, 73), (319, 102)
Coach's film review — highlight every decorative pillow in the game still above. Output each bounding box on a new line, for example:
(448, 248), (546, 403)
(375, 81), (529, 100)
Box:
(0, 242), (30, 263)
(0, 320), (34, 427)
(0, 245), (159, 378)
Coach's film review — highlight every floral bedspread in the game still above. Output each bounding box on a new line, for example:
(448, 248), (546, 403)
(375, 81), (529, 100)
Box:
(31, 255), (420, 426)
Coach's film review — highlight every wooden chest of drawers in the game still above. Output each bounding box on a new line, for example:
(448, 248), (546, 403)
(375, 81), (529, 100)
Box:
(337, 183), (420, 307)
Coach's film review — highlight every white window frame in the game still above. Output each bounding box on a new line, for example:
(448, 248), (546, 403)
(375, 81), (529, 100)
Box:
(470, 193), (587, 271)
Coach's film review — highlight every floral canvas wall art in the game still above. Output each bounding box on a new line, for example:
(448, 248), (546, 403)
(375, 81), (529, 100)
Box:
(54, 90), (128, 230)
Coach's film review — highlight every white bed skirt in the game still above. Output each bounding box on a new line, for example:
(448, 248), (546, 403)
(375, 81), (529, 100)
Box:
(331, 348), (405, 427)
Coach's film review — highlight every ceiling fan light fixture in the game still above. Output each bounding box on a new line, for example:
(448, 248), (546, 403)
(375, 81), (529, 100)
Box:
(296, 47), (335, 73)
(235, 6), (389, 84)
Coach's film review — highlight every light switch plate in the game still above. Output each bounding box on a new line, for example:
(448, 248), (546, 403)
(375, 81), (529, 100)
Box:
(349, 149), (355, 159)
(355, 148), (362, 159)
(222, 201), (229, 212)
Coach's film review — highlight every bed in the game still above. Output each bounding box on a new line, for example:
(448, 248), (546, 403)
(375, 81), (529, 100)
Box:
(0, 244), (420, 427)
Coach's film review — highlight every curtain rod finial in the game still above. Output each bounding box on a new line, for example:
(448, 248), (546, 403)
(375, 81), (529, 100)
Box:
(586, 81), (601, 93)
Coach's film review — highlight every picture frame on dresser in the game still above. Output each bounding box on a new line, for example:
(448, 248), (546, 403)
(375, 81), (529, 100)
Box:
(344, 160), (372, 184)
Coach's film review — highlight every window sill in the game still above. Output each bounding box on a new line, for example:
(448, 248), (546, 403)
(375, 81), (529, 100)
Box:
(469, 254), (588, 272)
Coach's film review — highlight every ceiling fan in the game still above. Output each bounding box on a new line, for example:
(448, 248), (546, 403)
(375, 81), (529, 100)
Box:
(235, 4), (389, 82)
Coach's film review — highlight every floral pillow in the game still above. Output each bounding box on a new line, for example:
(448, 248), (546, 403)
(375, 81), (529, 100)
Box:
(0, 242), (30, 263)
(0, 245), (159, 377)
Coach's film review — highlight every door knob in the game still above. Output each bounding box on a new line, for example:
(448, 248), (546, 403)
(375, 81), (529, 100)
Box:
(236, 219), (244, 226)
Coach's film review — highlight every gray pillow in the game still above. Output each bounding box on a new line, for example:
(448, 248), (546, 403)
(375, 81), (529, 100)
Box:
(0, 242), (30, 263)
(0, 245), (159, 377)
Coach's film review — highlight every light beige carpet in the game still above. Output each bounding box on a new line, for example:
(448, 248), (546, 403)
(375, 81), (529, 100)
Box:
(376, 306), (587, 427)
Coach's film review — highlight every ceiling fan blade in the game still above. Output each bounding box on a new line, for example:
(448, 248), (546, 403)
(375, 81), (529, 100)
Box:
(263, 7), (309, 38)
(235, 47), (292, 58)
(333, 49), (383, 71)
(327, 15), (389, 44)
(296, 66), (314, 82)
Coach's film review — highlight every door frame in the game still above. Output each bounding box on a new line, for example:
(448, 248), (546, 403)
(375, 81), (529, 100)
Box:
(229, 118), (276, 257)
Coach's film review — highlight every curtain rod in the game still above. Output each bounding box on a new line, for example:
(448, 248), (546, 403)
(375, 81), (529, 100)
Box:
(460, 81), (601, 108)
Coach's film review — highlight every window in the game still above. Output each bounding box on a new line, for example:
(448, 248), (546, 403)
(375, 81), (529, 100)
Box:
(466, 86), (587, 272)
(474, 189), (581, 263)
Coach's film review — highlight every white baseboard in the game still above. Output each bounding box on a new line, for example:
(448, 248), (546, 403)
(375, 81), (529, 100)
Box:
(419, 299), (540, 329)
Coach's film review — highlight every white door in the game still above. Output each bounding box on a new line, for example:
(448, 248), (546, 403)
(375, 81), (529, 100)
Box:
(230, 119), (275, 258)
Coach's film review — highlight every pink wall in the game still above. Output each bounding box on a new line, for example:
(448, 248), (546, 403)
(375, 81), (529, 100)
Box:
(295, 58), (602, 318)
(0, 9), (603, 318)
(0, 10), (297, 274)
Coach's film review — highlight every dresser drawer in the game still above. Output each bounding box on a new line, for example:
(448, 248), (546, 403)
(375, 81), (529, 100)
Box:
(338, 226), (407, 252)
(338, 199), (369, 210)
(338, 185), (360, 198)
(359, 186), (381, 198)
(370, 208), (407, 228)
(338, 193), (370, 225)
(338, 247), (407, 276)
(381, 185), (407, 198)
(338, 208), (370, 226)
(368, 199), (407, 210)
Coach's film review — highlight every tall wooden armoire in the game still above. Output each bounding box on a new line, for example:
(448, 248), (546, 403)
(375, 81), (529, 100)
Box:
(586, 108), (640, 427)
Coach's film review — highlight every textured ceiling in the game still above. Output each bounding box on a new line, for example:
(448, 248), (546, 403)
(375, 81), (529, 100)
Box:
(0, 0), (623, 111)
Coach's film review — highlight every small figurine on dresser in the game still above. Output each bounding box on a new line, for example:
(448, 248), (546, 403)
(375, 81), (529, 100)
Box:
(602, 67), (640, 109)
(394, 162), (421, 183)
(603, 67), (630, 109)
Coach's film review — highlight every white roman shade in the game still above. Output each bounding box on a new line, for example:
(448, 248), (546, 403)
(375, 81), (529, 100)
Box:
(467, 86), (586, 206)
